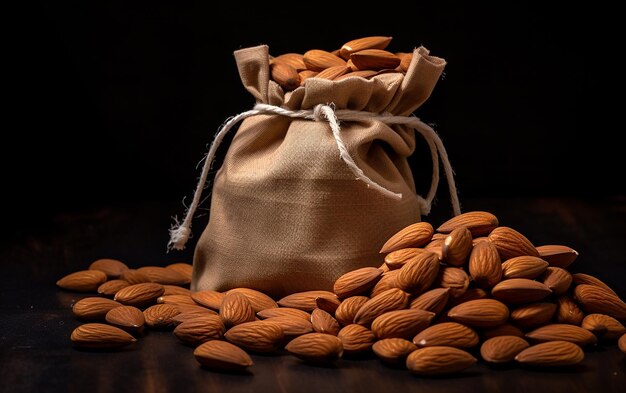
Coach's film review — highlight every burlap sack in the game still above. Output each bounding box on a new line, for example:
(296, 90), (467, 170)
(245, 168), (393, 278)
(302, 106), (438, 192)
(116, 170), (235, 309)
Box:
(190, 45), (446, 297)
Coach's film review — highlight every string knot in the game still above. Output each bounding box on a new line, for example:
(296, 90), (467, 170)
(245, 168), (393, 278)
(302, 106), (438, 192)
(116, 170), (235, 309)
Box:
(313, 104), (326, 122)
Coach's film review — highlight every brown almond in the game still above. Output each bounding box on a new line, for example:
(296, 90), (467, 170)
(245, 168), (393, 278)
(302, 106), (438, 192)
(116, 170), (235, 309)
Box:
(482, 323), (525, 340)
(515, 341), (584, 366)
(224, 321), (284, 353)
(136, 266), (190, 286)
(572, 273), (617, 296)
(193, 340), (253, 371)
(165, 262), (193, 281)
(272, 53), (307, 71)
(97, 280), (130, 296)
(303, 49), (346, 71)
(491, 278), (552, 304)
(157, 294), (196, 306)
(220, 292), (256, 327)
(340, 36), (393, 59)
(468, 240), (502, 288)
(437, 211), (499, 236)
(442, 227), (473, 266)
(257, 307), (311, 321)
(448, 299), (509, 328)
(143, 304), (180, 328)
(488, 226), (539, 260)
(316, 296), (341, 315)
(573, 284), (626, 320)
(350, 49), (400, 70)
(335, 296), (369, 326)
(334, 69), (379, 80)
(278, 291), (337, 312)
(70, 323), (136, 349)
(472, 237), (490, 246)
(285, 333), (343, 362)
(174, 304), (217, 316)
(114, 282), (164, 308)
(314, 65), (350, 80)
(173, 311), (215, 325)
(191, 290), (224, 310)
(162, 285), (191, 296)
(501, 256), (549, 279)
(541, 267), (572, 295)
(89, 259), (128, 278)
(395, 251), (440, 294)
(311, 309), (341, 336)
(333, 267), (383, 298)
(619, 334), (626, 353)
(398, 53), (413, 72)
(337, 324), (376, 354)
(448, 288), (489, 308)
(57, 270), (107, 292)
(120, 269), (151, 285)
(270, 62), (300, 91)
(227, 288), (278, 312)
(556, 295), (585, 325)
(370, 270), (399, 298)
(371, 309), (435, 339)
(436, 267), (469, 298)
(72, 297), (122, 320)
(526, 323), (597, 347)
(353, 288), (409, 326)
(380, 222), (434, 253)
(480, 336), (530, 363)
(105, 305), (145, 332)
(384, 248), (425, 270)
(409, 288), (450, 315)
(510, 302), (557, 329)
(264, 316), (313, 337)
(406, 346), (476, 375)
(372, 338), (417, 364)
(413, 322), (479, 349)
(424, 238), (444, 259)
(536, 245), (579, 268)
(298, 70), (318, 85)
(173, 315), (225, 345)
(581, 314), (626, 340)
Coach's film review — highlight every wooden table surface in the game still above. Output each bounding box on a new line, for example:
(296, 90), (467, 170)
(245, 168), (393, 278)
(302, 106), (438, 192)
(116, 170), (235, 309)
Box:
(1, 197), (625, 393)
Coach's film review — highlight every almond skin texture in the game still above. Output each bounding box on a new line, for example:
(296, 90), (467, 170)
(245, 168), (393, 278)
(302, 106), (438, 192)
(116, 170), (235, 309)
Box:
(370, 270), (399, 298)
(278, 291), (337, 312)
(501, 256), (549, 279)
(193, 340), (253, 371)
(406, 346), (476, 375)
(162, 287), (194, 299)
(541, 267), (573, 295)
(285, 333), (343, 362)
(272, 53), (307, 71)
(395, 251), (440, 294)
(333, 267), (383, 298)
(227, 288), (278, 312)
(581, 314), (626, 340)
(384, 248), (425, 270)
(136, 266), (190, 286)
(311, 309), (341, 336)
(257, 307), (311, 321)
(572, 274), (617, 296)
(220, 292), (256, 327)
(264, 316), (313, 337)
(399, 53), (413, 72)
(71, 323), (136, 349)
(409, 288), (450, 315)
(143, 304), (180, 328)
(340, 36), (393, 59)
(173, 315), (225, 345)
(57, 270), (107, 292)
(526, 324), (597, 347)
(480, 336), (530, 363)
(120, 269), (151, 285)
(380, 222), (434, 253)
(157, 294), (196, 306)
(448, 299), (509, 328)
(314, 65), (350, 80)
(619, 334), (626, 353)
(482, 323), (525, 340)
(337, 324), (376, 354)
(350, 49), (401, 70)
(413, 322), (479, 349)
(89, 259), (128, 278)
(372, 338), (417, 364)
(175, 304), (217, 316)
(448, 288), (488, 308)
(72, 297), (122, 320)
(515, 341), (584, 366)
(536, 245), (579, 268)
(303, 49), (346, 71)
(436, 267), (469, 298)
(468, 241), (502, 288)
(573, 284), (626, 320)
(270, 62), (300, 91)
(335, 296), (369, 326)
(114, 283), (165, 308)
(442, 226), (473, 266)
(224, 321), (284, 353)
(316, 296), (341, 315)
(191, 290), (225, 310)
(105, 306), (145, 332)
(491, 279), (552, 305)
(353, 288), (409, 326)
(510, 303), (557, 329)
(371, 309), (435, 339)
(437, 211), (499, 236)
(97, 280), (130, 296)
(556, 295), (585, 325)
(165, 262), (193, 281)
(488, 227), (539, 260)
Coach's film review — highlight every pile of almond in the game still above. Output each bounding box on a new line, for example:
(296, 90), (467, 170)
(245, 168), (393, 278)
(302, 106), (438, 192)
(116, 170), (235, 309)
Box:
(58, 211), (626, 374)
(269, 36), (412, 91)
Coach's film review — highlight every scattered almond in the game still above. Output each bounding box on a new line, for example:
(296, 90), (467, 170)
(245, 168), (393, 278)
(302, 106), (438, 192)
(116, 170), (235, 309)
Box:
(536, 245), (578, 268)
(57, 270), (108, 292)
(340, 36), (393, 59)
(257, 307), (311, 321)
(541, 267), (572, 295)
(71, 323), (136, 349)
(413, 322), (479, 349)
(436, 267), (469, 298)
(395, 251), (439, 294)
(173, 315), (225, 345)
(380, 222), (433, 253)
(227, 288), (278, 312)
(581, 314), (626, 340)
(224, 321), (284, 353)
(191, 290), (225, 310)
(448, 299), (509, 328)
(437, 211), (499, 236)
(105, 305), (145, 332)
(406, 346), (476, 375)
(491, 278), (552, 305)
(311, 309), (341, 335)
(143, 304), (180, 328)
(372, 338), (417, 364)
(573, 284), (626, 320)
(114, 282), (165, 308)
(89, 258), (128, 278)
(285, 333), (343, 362)
(501, 256), (549, 279)
(526, 324), (597, 347)
(193, 340), (253, 371)
(409, 288), (450, 315)
(335, 296), (369, 326)
(353, 288), (409, 326)
(97, 279), (130, 296)
(371, 309), (434, 339)
(509, 303), (557, 329)
(481, 336), (530, 363)
(337, 324), (376, 354)
(278, 290), (337, 312)
(442, 226), (473, 266)
(72, 297), (122, 320)
(137, 266), (190, 286)
(488, 226), (539, 260)
(468, 240), (502, 288)
(515, 341), (584, 366)
(333, 267), (383, 298)
(220, 292), (256, 327)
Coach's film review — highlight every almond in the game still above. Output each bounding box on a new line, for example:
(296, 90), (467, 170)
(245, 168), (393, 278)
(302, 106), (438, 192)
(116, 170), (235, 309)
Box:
(298, 70), (318, 85)
(105, 305), (145, 332)
(436, 267), (469, 298)
(72, 297), (122, 320)
(335, 296), (369, 326)
(380, 222), (434, 253)
(398, 52), (413, 72)
(227, 288), (278, 312)
(541, 267), (572, 295)
(437, 211), (499, 236)
(175, 304), (217, 316)
(384, 248), (425, 270)
(303, 49), (346, 71)
(340, 36), (393, 59)
(165, 262), (193, 281)
(448, 299), (509, 328)
(191, 290), (225, 310)
(173, 315), (225, 345)
(89, 258), (128, 278)
(311, 308), (341, 335)
(334, 69), (379, 81)
(285, 333), (343, 362)
(424, 238), (444, 259)
(270, 62), (300, 91)
(264, 316), (313, 337)
(472, 237), (490, 246)
(515, 341), (584, 366)
(224, 321), (284, 353)
(220, 292), (256, 327)
(370, 270), (399, 298)
(468, 240), (502, 288)
(257, 307), (311, 321)
(572, 273), (617, 296)
(509, 303), (557, 329)
(526, 323), (597, 347)
(314, 65), (350, 80)
(372, 338), (417, 364)
(337, 324), (376, 354)
(442, 226), (473, 266)
(162, 285), (190, 298)
(114, 282), (164, 307)
(333, 267), (383, 298)
(143, 304), (180, 328)
(556, 295), (585, 325)
(272, 53), (307, 71)
(501, 256), (549, 279)
(480, 336), (530, 363)
(413, 322), (479, 349)
(57, 270), (107, 292)
(619, 334), (626, 353)
(70, 323), (136, 349)
(120, 269), (151, 285)
(193, 340), (253, 371)
(409, 288), (450, 315)
(395, 251), (439, 294)
(97, 279), (130, 296)
(353, 288), (409, 326)
(488, 226), (539, 260)
(316, 296), (341, 315)
(350, 49), (401, 70)
(371, 309), (435, 339)
(482, 323), (525, 340)
(406, 346), (476, 375)
(278, 291), (337, 312)
(536, 245), (579, 268)
(491, 278), (552, 305)
(448, 288), (489, 308)
(581, 314), (626, 340)
(157, 294), (197, 306)
(136, 266), (190, 286)
(573, 284), (626, 320)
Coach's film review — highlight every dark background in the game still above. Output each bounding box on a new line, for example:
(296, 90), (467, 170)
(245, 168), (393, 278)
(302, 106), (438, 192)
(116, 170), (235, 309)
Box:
(6, 2), (623, 224)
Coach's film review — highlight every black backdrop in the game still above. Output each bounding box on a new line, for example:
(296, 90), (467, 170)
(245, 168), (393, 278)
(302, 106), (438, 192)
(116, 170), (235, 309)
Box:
(7, 2), (623, 220)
